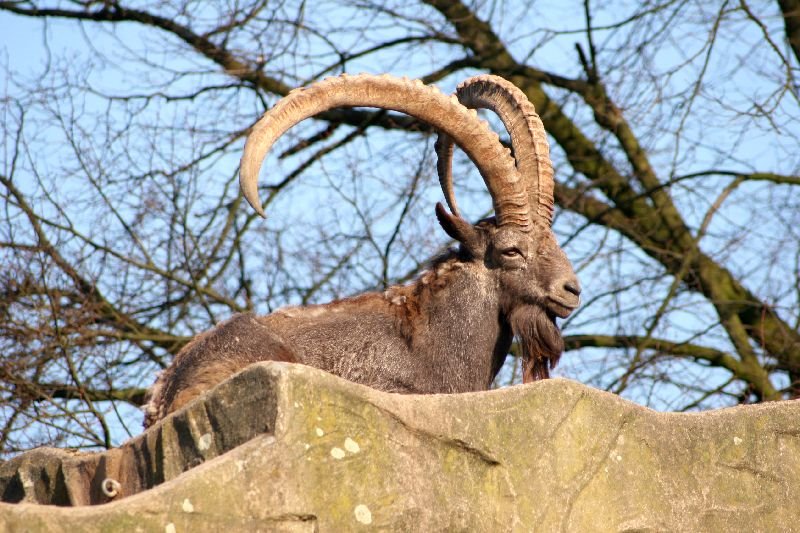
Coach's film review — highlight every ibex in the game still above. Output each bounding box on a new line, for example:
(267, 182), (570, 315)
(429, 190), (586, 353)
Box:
(143, 74), (580, 428)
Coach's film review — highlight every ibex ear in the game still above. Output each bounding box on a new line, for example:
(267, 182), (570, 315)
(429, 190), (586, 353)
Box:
(435, 202), (481, 253)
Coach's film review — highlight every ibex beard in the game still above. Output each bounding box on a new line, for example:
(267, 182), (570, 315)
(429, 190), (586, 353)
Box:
(509, 305), (565, 382)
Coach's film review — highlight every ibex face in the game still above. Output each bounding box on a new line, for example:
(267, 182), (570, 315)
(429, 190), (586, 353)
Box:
(493, 224), (579, 316)
(437, 206), (579, 314)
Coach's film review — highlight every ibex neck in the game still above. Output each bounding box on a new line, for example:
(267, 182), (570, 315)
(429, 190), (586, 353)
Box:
(399, 261), (511, 392)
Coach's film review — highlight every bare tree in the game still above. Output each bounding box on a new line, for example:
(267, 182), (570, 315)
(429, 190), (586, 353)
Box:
(0, 0), (798, 454)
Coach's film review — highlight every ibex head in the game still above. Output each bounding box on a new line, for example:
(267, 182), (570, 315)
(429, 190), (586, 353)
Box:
(434, 75), (580, 381)
(239, 73), (579, 384)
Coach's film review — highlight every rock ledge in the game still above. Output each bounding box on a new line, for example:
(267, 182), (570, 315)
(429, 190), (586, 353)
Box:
(1, 362), (799, 531)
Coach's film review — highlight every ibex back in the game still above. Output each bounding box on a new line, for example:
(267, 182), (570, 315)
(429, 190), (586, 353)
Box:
(144, 74), (580, 428)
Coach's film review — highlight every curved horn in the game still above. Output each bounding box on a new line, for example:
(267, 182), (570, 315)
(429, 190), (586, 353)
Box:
(434, 133), (462, 218)
(240, 74), (531, 229)
(435, 75), (555, 226)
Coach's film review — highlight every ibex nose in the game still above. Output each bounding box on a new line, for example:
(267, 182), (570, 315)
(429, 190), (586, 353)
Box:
(548, 275), (581, 318)
(558, 277), (581, 314)
(564, 279), (581, 298)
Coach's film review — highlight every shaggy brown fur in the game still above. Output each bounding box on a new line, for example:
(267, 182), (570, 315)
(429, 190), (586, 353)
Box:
(143, 314), (297, 427)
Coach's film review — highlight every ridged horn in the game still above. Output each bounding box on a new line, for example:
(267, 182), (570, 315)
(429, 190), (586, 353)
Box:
(434, 133), (462, 218)
(239, 74), (530, 229)
(435, 75), (555, 226)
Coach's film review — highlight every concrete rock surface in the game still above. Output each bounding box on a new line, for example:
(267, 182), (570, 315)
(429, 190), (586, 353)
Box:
(1, 361), (798, 532)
